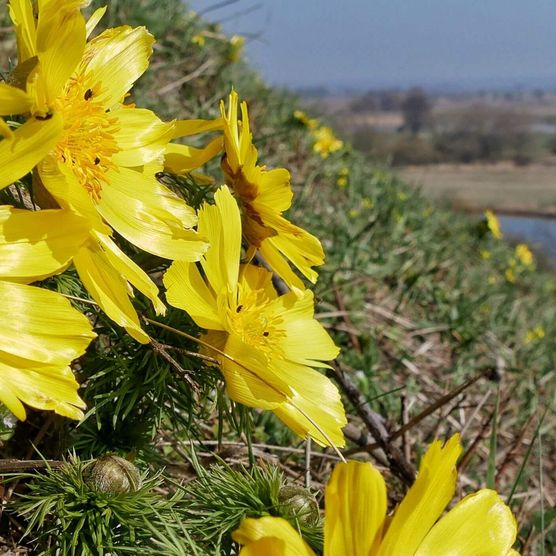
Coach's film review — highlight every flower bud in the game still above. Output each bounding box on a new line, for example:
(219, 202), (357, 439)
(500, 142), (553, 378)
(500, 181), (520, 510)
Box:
(278, 485), (320, 526)
(85, 455), (142, 494)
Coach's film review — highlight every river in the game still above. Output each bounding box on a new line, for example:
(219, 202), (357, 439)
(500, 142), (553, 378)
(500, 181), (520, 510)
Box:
(499, 215), (556, 267)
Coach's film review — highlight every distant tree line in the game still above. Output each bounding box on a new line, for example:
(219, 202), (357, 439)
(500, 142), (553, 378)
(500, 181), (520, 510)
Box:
(350, 88), (545, 166)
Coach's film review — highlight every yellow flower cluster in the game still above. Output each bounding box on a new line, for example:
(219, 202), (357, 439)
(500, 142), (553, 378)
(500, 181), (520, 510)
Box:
(312, 126), (344, 158)
(0, 2), (344, 447)
(505, 243), (535, 283)
(336, 166), (349, 187)
(525, 325), (545, 345)
(293, 110), (343, 158)
(234, 435), (520, 555)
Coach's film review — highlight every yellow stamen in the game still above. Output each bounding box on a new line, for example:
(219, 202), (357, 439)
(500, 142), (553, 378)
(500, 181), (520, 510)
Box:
(227, 289), (285, 353)
(53, 75), (120, 201)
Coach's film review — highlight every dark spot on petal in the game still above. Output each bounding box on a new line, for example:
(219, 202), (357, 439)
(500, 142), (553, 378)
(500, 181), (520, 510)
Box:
(263, 331), (269, 337)
(94, 157), (100, 165)
(236, 305), (243, 313)
(84, 88), (93, 100)
(36, 112), (53, 121)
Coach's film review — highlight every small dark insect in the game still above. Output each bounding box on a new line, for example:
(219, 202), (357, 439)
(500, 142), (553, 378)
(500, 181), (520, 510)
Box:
(94, 157), (100, 165)
(84, 88), (93, 100)
(35, 112), (53, 121)
(262, 331), (269, 337)
(236, 305), (243, 313)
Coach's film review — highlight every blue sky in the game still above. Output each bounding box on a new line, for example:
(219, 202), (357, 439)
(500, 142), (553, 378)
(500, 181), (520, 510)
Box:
(188, 1), (556, 90)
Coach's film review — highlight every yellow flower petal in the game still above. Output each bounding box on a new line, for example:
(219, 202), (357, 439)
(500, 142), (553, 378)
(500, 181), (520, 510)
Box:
(0, 362), (85, 420)
(80, 25), (154, 107)
(271, 361), (346, 447)
(0, 278), (94, 420)
(0, 113), (63, 189)
(0, 206), (89, 283)
(171, 118), (224, 138)
(112, 108), (175, 167)
(259, 240), (306, 291)
(35, 0), (87, 102)
(233, 517), (315, 556)
(378, 434), (462, 556)
(324, 461), (387, 556)
(0, 279), (94, 365)
(96, 167), (207, 261)
(415, 489), (518, 556)
(8, 0), (37, 62)
(0, 83), (33, 116)
(276, 290), (340, 366)
(38, 158), (109, 228)
(256, 168), (293, 212)
(196, 185), (241, 294)
(73, 242), (150, 344)
(0, 119), (13, 140)
(95, 231), (166, 316)
(85, 5), (107, 38)
(259, 212), (324, 285)
(164, 260), (225, 330)
(220, 334), (289, 409)
(164, 136), (224, 174)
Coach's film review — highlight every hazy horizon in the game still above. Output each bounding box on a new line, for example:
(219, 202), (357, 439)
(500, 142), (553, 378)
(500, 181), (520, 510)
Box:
(188, 1), (556, 92)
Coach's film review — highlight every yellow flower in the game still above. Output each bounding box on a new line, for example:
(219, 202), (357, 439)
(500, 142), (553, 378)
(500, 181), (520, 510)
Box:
(505, 267), (516, 283)
(362, 197), (374, 209)
(1, 0), (212, 341)
(293, 110), (318, 130)
(163, 186), (346, 447)
(219, 90), (325, 289)
(349, 208), (359, 219)
(525, 325), (545, 345)
(480, 249), (492, 260)
(228, 35), (245, 63)
(0, 207), (96, 420)
(191, 33), (205, 46)
(485, 209), (503, 239)
(234, 435), (519, 555)
(515, 243), (534, 267)
(336, 168), (349, 188)
(311, 126), (343, 158)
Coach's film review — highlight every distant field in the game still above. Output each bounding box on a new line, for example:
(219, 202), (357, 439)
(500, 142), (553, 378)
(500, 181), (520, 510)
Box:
(399, 161), (556, 213)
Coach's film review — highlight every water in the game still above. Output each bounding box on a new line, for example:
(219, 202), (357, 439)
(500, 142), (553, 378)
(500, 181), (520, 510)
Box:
(499, 215), (556, 267)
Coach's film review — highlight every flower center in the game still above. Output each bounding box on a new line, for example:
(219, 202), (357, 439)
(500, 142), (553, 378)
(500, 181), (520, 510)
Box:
(53, 75), (120, 201)
(228, 289), (285, 354)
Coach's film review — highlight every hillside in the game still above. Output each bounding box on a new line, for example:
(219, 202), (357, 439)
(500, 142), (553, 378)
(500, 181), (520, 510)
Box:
(0, 1), (554, 553)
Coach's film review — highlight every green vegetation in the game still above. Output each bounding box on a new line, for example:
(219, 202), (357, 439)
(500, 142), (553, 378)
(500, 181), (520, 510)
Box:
(0, 0), (554, 553)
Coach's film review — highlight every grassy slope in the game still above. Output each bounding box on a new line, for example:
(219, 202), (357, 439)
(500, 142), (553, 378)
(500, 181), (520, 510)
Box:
(124, 0), (556, 549)
(1, 0), (554, 552)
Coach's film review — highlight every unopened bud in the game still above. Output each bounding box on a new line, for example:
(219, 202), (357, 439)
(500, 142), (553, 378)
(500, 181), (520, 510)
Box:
(278, 485), (319, 526)
(85, 455), (142, 494)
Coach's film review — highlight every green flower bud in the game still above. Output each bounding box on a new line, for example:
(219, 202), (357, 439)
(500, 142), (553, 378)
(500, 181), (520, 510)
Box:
(85, 455), (142, 494)
(278, 485), (320, 526)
